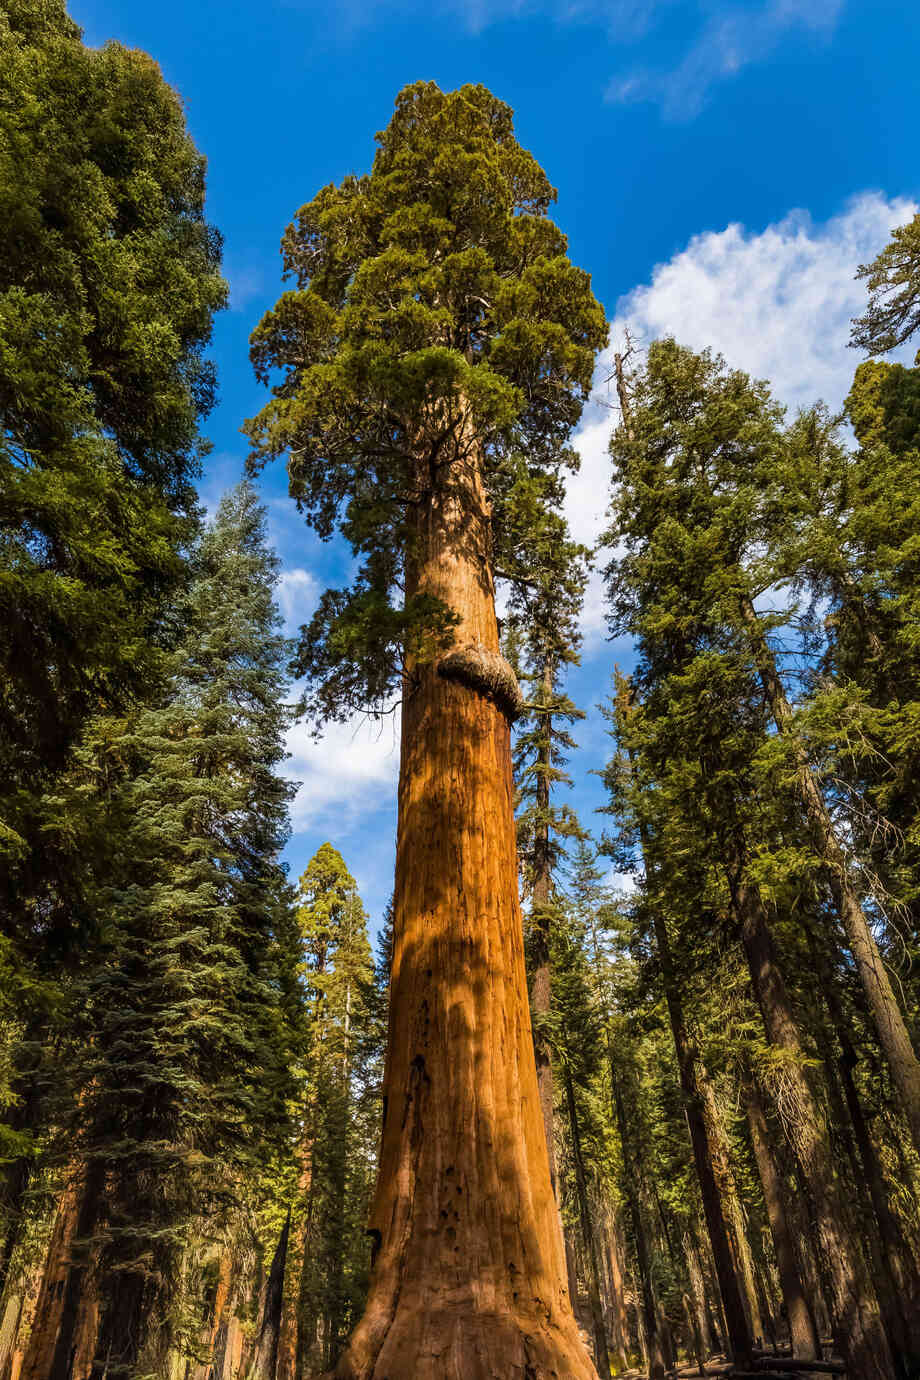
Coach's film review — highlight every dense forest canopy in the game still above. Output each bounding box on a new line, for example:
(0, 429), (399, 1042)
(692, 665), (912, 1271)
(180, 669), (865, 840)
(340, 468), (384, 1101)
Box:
(2, 2), (920, 1377)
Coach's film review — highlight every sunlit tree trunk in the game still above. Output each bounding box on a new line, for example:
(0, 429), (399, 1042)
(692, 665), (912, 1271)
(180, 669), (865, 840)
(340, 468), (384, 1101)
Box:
(742, 1074), (820, 1359)
(330, 402), (595, 1379)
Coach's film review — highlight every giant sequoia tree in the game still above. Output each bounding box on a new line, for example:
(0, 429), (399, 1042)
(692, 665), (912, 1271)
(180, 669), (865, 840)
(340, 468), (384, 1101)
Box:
(247, 81), (607, 1379)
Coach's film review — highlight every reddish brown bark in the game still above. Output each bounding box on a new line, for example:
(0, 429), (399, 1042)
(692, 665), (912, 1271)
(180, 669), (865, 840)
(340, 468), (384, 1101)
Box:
(328, 402), (594, 1379)
(743, 1075), (820, 1360)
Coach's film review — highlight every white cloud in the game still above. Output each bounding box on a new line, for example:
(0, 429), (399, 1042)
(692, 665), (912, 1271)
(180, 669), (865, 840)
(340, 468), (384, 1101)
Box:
(609, 0), (843, 119)
(285, 709), (401, 832)
(277, 567), (320, 632)
(567, 192), (918, 649)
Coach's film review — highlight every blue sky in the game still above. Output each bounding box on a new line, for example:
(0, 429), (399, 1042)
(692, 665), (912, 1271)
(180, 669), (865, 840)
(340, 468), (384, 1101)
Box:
(73, 0), (920, 929)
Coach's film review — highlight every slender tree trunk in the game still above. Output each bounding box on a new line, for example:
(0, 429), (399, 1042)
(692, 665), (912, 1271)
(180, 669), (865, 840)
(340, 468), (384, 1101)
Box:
(731, 872), (895, 1379)
(602, 1209), (630, 1371)
(682, 1292), (707, 1376)
(683, 1227), (715, 1358)
(20, 1165), (92, 1380)
(530, 662), (557, 1200)
(742, 1074), (820, 1359)
(249, 1212), (290, 1380)
(816, 950), (920, 1365)
(740, 593), (920, 1159)
(329, 401), (595, 1379)
(562, 1059), (611, 1380)
(643, 914), (753, 1367)
(608, 1054), (665, 1380)
(276, 1147), (313, 1380)
(47, 1159), (105, 1380)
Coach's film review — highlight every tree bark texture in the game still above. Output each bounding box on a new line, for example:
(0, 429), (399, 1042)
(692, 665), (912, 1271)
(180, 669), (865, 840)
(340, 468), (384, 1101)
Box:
(740, 594), (920, 1161)
(329, 403), (595, 1380)
(743, 1075), (820, 1360)
(562, 1060), (611, 1380)
(645, 910), (753, 1367)
(249, 1212), (290, 1380)
(530, 662), (557, 1204)
(607, 1055), (665, 1380)
(732, 874), (896, 1380)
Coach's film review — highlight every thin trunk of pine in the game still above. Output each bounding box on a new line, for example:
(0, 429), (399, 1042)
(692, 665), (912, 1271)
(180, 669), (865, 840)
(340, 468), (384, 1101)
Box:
(682, 1292), (707, 1376)
(561, 1059), (611, 1380)
(48, 1159), (104, 1380)
(602, 1208), (630, 1371)
(731, 871), (895, 1379)
(276, 1142), (313, 1380)
(697, 1074), (761, 1348)
(531, 661), (556, 1200)
(815, 945), (920, 1365)
(329, 400), (594, 1379)
(811, 1002), (916, 1376)
(683, 1227), (715, 1358)
(739, 593), (920, 1159)
(742, 1074), (820, 1359)
(249, 1212), (291, 1380)
(645, 924), (753, 1366)
(21, 1166), (90, 1380)
(607, 1054), (666, 1380)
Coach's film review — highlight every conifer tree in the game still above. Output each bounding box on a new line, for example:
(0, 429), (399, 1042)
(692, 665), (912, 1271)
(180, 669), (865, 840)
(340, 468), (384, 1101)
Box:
(506, 490), (587, 1198)
(44, 482), (296, 1376)
(247, 81), (606, 1379)
(0, 0), (226, 1280)
(0, 0), (225, 826)
(603, 341), (903, 1378)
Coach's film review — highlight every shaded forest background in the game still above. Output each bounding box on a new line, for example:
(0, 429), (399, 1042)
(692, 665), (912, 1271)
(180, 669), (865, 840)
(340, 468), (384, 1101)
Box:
(3, 2), (920, 1377)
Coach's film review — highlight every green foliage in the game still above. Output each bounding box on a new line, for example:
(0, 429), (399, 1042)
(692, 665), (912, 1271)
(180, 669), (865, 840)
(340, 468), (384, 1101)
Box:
(0, 0), (226, 815)
(246, 80), (606, 724)
(851, 212), (920, 355)
(58, 483), (297, 1366)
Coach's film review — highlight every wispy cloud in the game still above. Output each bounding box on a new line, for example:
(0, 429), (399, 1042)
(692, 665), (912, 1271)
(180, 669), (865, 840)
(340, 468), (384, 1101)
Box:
(608, 0), (844, 119)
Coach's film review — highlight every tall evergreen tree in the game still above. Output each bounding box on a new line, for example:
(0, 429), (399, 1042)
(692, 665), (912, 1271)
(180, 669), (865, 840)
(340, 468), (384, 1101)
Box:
(246, 81), (606, 1379)
(603, 340), (902, 1379)
(44, 482), (296, 1376)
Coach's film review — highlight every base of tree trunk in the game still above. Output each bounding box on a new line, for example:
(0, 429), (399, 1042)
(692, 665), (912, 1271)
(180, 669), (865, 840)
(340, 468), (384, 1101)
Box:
(325, 1302), (598, 1380)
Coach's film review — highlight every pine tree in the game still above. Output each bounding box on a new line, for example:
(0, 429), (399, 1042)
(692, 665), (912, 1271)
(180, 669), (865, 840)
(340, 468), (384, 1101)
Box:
(851, 212), (920, 354)
(603, 340), (902, 1378)
(0, 0), (226, 1287)
(246, 81), (606, 1379)
(43, 482), (296, 1376)
(506, 487), (587, 1202)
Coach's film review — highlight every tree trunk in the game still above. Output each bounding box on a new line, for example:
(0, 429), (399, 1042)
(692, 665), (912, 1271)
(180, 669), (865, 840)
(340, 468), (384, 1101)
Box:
(328, 401), (594, 1379)
(608, 1054), (665, 1380)
(562, 1060), (611, 1380)
(645, 914), (753, 1367)
(249, 1212), (290, 1380)
(276, 1147), (313, 1380)
(683, 1227), (714, 1358)
(20, 1166), (92, 1380)
(602, 1209), (630, 1371)
(530, 661), (557, 1200)
(682, 1292), (707, 1376)
(47, 1159), (105, 1380)
(743, 1075), (820, 1359)
(740, 593), (920, 1160)
(816, 953), (920, 1367)
(731, 872), (895, 1380)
